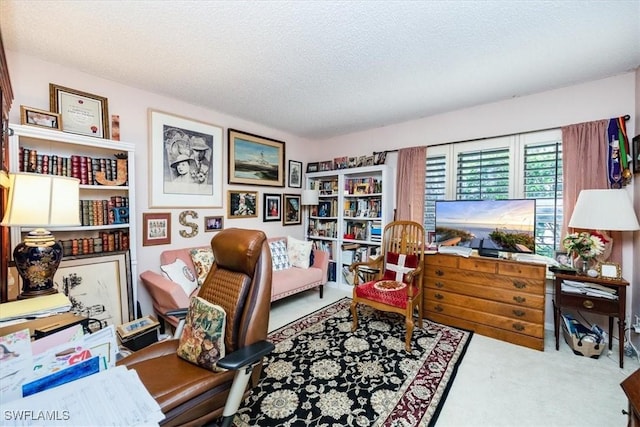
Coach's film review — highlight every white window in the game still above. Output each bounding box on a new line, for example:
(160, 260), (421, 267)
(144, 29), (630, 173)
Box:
(424, 130), (562, 257)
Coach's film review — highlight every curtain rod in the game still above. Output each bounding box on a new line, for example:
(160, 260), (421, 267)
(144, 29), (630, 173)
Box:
(374, 114), (631, 154)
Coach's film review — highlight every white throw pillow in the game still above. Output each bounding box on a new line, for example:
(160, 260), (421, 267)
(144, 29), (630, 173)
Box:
(160, 258), (198, 297)
(268, 240), (291, 271)
(287, 236), (312, 269)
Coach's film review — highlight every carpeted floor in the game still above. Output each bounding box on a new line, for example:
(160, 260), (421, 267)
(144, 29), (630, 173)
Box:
(233, 297), (473, 426)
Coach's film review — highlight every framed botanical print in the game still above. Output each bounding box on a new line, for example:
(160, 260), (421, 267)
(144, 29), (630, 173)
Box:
(228, 129), (285, 187)
(283, 194), (301, 225)
(148, 109), (223, 207)
(263, 193), (282, 222)
(288, 160), (302, 188)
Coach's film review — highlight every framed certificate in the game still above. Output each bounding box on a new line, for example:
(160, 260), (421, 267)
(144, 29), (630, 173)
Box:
(49, 83), (110, 139)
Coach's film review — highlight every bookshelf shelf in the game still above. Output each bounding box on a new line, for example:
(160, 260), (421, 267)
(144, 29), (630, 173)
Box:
(305, 165), (394, 285)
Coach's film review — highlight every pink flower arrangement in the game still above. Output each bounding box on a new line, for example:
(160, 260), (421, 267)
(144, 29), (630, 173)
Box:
(562, 232), (605, 260)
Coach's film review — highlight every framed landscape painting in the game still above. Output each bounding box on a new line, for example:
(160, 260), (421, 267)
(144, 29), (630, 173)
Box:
(283, 194), (301, 225)
(148, 109), (223, 208)
(228, 129), (285, 187)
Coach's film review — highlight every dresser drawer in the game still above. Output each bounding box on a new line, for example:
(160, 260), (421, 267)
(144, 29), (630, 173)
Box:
(424, 280), (544, 310)
(424, 289), (543, 323)
(560, 293), (619, 315)
(424, 300), (543, 338)
(424, 265), (545, 294)
(459, 257), (497, 274)
(425, 254), (459, 268)
(498, 262), (545, 280)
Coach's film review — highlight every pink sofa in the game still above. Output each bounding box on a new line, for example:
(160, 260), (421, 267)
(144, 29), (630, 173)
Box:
(140, 238), (329, 329)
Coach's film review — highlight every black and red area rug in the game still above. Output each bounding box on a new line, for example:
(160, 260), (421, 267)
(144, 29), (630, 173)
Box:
(233, 297), (472, 426)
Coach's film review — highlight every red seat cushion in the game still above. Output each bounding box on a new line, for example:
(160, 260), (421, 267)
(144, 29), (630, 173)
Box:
(381, 252), (419, 283)
(354, 280), (419, 309)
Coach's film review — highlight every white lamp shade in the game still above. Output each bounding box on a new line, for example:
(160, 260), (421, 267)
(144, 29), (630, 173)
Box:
(568, 189), (639, 231)
(301, 189), (319, 206)
(1, 173), (81, 227)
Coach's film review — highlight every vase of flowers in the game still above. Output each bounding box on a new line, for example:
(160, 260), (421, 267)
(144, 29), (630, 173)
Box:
(562, 232), (605, 273)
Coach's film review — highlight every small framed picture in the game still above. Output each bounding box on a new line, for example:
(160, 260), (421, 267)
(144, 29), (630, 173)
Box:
(116, 315), (160, 340)
(598, 262), (621, 280)
(632, 135), (639, 174)
(49, 83), (109, 138)
(263, 193), (282, 222)
(204, 215), (224, 232)
(283, 194), (302, 225)
(306, 162), (319, 173)
(228, 191), (258, 218)
(142, 212), (171, 246)
(20, 106), (62, 130)
(554, 251), (572, 268)
(288, 160), (302, 188)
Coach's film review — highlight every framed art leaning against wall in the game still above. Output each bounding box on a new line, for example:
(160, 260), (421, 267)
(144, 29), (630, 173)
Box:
(148, 109), (223, 208)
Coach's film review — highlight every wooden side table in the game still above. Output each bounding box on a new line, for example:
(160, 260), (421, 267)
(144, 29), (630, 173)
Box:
(621, 369), (640, 427)
(553, 272), (628, 368)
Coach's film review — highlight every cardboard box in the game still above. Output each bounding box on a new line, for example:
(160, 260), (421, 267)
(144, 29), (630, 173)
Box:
(561, 314), (605, 359)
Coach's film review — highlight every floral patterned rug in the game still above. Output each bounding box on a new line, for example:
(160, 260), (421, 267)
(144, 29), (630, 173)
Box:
(233, 297), (473, 426)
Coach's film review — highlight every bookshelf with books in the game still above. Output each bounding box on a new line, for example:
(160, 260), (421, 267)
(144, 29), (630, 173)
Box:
(7, 124), (137, 296)
(305, 165), (394, 286)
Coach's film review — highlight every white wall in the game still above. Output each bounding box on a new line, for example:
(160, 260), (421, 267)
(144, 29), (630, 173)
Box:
(6, 50), (638, 331)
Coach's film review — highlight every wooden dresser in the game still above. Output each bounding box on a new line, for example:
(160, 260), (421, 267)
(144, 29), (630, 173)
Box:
(423, 254), (546, 350)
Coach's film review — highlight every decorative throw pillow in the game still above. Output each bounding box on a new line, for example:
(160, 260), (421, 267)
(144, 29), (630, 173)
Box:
(287, 236), (313, 269)
(190, 248), (215, 286)
(269, 240), (291, 271)
(160, 258), (198, 297)
(177, 296), (226, 372)
(382, 252), (419, 283)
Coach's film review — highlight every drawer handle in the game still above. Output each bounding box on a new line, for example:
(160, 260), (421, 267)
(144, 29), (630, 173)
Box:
(434, 305), (443, 312)
(513, 280), (526, 289)
(513, 296), (526, 304)
(513, 309), (525, 317)
(435, 269), (444, 276)
(435, 282), (444, 288)
(434, 293), (444, 300)
(512, 323), (525, 331)
(583, 300), (594, 309)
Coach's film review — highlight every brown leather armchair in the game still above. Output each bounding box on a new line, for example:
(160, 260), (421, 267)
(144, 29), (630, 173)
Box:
(118, 228), (274, 426)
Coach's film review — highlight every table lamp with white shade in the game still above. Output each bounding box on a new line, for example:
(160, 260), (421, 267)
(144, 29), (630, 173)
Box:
(1, 173), (80, 299)
(301, 189), (319, 235)
(568, 188), (639, 262)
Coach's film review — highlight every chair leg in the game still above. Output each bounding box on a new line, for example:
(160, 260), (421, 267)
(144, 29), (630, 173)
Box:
(417, 302), (423, 329)
(350, 300), (358, 332)
(405, 316), (414, 352)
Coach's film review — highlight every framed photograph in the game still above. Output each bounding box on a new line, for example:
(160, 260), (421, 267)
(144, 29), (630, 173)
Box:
(288, 160), (302, 188)
(554, 251), (572, 268)
(148, 109), (223, 208)
(283, 194), (302, 225)
(20, 106), (61, 130)
(49, 83), (109, 138)
(632, 135), (639, 174)
(117, 315), (160, 339)
(228, 190), (258, 218)
(374, 151), (387, 165)
(204, 215), (224, 232)
(319, 160), (334, 171)
(306, 162), (319, 173)
(142, 212), (171, 246)
(228, 129), (285, 187)
(598, 262), (621, 280)
(263, 193), (282, 222)
(53, 252), (133, 327)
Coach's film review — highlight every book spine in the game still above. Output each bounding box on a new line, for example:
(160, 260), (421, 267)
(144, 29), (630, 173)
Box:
(71, 155), (81, 180)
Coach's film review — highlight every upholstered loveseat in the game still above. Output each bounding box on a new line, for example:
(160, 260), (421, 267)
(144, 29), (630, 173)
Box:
(140, 236), (328, 329)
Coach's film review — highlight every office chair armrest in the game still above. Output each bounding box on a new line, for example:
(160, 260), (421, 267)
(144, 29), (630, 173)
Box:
(165, 308), (188, 318)
(217, 340), (275, 371)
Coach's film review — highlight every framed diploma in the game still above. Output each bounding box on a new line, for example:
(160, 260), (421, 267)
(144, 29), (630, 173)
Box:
(49, 83), (110, 139)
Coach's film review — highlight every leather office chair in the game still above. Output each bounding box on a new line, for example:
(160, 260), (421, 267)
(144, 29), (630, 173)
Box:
(349, 220), (425, 351)
(118, 228), (274, 426)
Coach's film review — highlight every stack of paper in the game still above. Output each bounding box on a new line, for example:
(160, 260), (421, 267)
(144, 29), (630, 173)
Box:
(561, 280), (618, 300)
(438, 246), (473, 257)
(0, 294), (72, 322)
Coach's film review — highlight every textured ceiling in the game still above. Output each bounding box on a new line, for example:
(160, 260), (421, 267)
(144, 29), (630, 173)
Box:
(1, 1), (639, 140)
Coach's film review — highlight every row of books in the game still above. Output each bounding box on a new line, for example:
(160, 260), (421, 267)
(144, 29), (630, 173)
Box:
(19, 147), (128, 186)
(311, 240), (336, 260)
(344, 198), (381, 218)
(308, 220), (338, 238)
(314, 179), (339, 195)
(345, 177), (382, 195)
(60, 231), (130, 256)
(313, 200), (339, 217)
(80, 196), (130, 226)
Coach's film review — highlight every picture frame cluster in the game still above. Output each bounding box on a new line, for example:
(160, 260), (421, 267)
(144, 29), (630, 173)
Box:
(306, 151), (387, 173)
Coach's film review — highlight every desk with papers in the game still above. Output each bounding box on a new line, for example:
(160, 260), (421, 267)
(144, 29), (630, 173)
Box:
(552, 272), (629, 368)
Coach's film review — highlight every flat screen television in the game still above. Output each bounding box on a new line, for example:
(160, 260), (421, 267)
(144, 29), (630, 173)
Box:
(435, 199), (536, 253)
